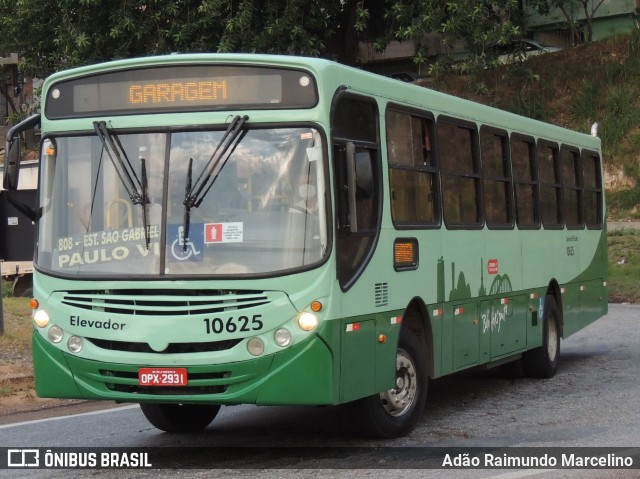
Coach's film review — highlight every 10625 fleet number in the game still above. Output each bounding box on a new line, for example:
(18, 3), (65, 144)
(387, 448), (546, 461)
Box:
(203, 315), (264, 334)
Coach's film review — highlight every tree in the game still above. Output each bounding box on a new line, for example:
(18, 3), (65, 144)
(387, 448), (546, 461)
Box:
(363, 0), (524, 73)
(0, 0), (539, 78)
(0, 0), (376, 77)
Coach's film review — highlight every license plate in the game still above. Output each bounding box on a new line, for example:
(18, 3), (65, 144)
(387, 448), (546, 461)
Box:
(138, 368), (188, 386)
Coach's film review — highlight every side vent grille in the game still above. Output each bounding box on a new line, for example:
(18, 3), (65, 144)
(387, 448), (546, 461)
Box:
(374, 283), (389, 308)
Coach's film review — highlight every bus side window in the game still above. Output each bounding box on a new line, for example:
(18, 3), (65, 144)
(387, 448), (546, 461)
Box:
(386, 108), (439, 227)
(560, 146), (583, 229)
(582, 151), (603, 229)
(480, 127), (513, 228)
(538, 141), (562, 228)
(511, 135), (539, 228)
(438, 118), (481, 228)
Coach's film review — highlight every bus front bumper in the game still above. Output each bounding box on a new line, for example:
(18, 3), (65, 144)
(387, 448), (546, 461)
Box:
(32, 331), (335, 406)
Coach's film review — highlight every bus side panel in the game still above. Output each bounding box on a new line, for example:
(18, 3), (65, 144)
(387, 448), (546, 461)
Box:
(440, 230), (484, 375)
(337, 311), (402, 404)
(578, 230), (608, 333)
(452, 301), (480, 370)
(487, 294), (527, 359)
(561, 283), (581, 337)
(521, 230), (548, 293)
(580, 279), (606, 329)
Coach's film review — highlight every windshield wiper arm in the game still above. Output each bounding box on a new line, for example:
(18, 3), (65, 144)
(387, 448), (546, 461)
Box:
(182, 115), (248, 246)
(140, 157), (150, 249)
(93, 121), (150, 248)
(93, 121), (146, 205)
(185, 115), (248, 209)
(182, 158), (193, 252)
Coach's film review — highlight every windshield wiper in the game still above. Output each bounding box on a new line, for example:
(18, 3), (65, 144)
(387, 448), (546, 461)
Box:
(93, 121), (151, 247)
(182, 158), (194, 252)
(93, 121), (146, 205)
(182, 115), (248, 247)
(140, 157), (150, 249)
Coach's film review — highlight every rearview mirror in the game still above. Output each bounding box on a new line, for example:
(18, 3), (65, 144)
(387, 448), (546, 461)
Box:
(3, 114), (41, 190)
(3, 134), (21, 190)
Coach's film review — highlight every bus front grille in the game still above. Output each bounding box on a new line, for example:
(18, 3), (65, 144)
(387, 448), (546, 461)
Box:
(86, 337), (242, 354)
(59, 289), (270, 316)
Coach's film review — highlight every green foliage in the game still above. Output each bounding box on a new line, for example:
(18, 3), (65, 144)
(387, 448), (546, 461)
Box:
(0, 0), (537, 77)
(607, 189), (640, 220)
(0, 0), (360, 75)
(500, 64), (552, 121)
(600, 85), (639, 155)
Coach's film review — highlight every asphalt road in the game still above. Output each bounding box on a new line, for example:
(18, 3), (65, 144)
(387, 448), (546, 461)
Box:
(1, 304), (639, 478)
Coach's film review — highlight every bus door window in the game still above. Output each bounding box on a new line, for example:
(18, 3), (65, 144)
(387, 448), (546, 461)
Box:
(331, 94), (381, 289)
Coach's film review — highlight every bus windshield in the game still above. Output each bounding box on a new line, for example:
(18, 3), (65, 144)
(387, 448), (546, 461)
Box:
(37, 126), (328, 277)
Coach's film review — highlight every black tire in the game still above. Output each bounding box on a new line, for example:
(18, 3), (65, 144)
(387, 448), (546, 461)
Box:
(11, 277), (32, 298)
(349, 330), (428, 438)
(140, 403), (221, 433)
(523, 294), (560, 378)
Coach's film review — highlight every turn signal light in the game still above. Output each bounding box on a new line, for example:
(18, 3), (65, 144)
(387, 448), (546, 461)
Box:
(394, 238), (418, 270)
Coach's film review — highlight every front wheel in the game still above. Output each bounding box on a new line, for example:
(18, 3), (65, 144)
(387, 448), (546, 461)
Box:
(140, 403), (221, 433)
(523, 294), (560, 378)
(349, 330), (428, 438)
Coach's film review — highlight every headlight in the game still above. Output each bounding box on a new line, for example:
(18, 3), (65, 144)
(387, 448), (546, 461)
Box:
(33, 310), (50, 328)
(297, 312), (318, 332)
(47, 325), (64, 343)
(274, 328), (291, 347)
(247, 337), (265, 356)
(67, 336), (84, 353)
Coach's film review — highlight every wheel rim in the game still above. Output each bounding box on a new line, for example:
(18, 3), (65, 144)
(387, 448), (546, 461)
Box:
(379, 348), (417, 417)
(547, 314), (558, 362)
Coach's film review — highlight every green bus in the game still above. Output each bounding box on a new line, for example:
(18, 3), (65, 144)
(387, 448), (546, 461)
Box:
(3, 54), (607, 438)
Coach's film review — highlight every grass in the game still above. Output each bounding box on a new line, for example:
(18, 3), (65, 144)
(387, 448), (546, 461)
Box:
(0, 295), (33, 357)
(0, 386), (15, 397)
(607, 229), (640, 303)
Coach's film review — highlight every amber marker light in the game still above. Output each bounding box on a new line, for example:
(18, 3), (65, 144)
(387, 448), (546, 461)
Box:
(393, 238), (418, 271)
(30, 299), (39, 309)
(378, 334), (387, 344)
(311, 301), (323, 313)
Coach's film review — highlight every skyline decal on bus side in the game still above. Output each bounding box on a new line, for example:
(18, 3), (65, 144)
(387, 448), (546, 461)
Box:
(437, 257), (513, 303)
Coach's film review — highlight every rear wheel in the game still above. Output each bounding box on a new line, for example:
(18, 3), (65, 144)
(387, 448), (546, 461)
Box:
(140, 403), (220, 433)
(523, 294), (560, 378)
(349, 330), (428, 438)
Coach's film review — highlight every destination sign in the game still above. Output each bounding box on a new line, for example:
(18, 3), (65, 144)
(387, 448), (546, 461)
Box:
(45, 64), (318, 118)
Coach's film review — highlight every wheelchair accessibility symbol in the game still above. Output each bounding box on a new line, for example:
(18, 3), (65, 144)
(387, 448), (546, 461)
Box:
(169, 224), (204, 262)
